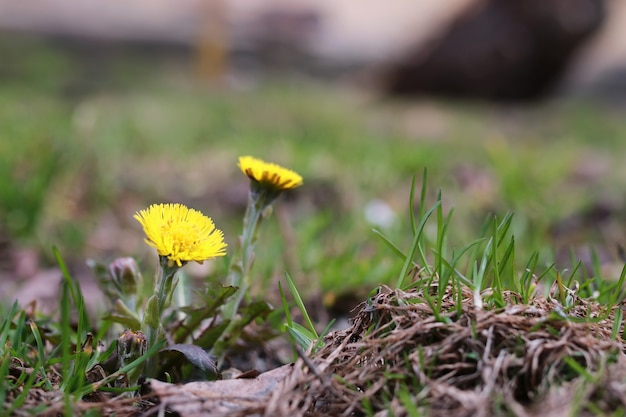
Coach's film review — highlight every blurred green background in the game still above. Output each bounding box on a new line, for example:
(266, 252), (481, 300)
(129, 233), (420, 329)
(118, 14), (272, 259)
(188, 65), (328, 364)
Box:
(1, 29), (625, 314)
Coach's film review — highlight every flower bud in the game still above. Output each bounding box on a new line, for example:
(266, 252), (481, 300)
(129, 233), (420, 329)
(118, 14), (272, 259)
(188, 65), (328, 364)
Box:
(109, 257), (142, 296)
(117, 329), (147, 369)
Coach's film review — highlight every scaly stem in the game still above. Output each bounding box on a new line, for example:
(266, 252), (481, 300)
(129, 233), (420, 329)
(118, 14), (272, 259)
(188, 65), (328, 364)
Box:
(213, 186), (275, 365)
(222, 193), (264, 319)
(142, 257), (180, 377)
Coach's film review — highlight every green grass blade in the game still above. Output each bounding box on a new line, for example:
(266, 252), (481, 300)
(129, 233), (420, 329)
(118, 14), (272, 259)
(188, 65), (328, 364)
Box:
(0, 341), (13, 413)
(438, 256), (473, 288)
(284, 273), (318, 339)
(286, 323), (317, 351)
(53, 246), (89, 339)
(520, 251), (540, 303)
(417, 168), (428, 232)
(372, 228), (409, 261)
(60, 279), (73, 413)
(397, 201), (441, 289)
(604, 264), (626, 318)
(0, 301), (20, 344)
(398, 386), (422, 417)
(409, 175), (417, 235)
(5, 356), (45, 416)
(612, 307), (623, 341)
(278, 282), (293, 328)
(29, 321), (52, 390)
(434, 190), (445, 283)
(77, 339), (165, 397)
(563, 356), (594, 383)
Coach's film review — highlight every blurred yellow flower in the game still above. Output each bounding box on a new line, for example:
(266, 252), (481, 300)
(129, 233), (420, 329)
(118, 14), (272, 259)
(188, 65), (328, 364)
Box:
(238, 156), (303, 191)
(134, 203), (227, 267)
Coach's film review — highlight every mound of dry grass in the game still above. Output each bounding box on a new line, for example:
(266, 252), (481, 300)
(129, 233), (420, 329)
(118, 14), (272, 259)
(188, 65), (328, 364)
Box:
(261, 285), (626, 416)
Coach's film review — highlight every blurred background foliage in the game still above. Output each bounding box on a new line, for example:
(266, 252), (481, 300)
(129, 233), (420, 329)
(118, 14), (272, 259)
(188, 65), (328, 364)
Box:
(1, 0), (626, 315)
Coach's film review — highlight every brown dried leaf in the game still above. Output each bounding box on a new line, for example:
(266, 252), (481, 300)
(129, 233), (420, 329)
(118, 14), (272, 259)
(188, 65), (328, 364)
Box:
(147, 363), (293, 416)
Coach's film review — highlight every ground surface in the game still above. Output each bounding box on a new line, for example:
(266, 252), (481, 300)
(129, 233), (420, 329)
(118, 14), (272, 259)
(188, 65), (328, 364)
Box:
(2, 34), (626, 416)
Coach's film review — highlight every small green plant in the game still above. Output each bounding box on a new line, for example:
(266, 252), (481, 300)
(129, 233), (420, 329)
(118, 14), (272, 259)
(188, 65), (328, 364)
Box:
(0, 247), (162, 416)
(0, 154), (304, 414)
(211, 156), (303, 364)
(132, 202), (227, 377)
(92, 155), (304, 381)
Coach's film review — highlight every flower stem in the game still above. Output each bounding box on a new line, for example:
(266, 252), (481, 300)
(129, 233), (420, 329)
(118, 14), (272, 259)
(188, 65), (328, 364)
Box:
(227, 195), (263, 314)
(213, 187), (269, 364)
(142, 257), (180, 377)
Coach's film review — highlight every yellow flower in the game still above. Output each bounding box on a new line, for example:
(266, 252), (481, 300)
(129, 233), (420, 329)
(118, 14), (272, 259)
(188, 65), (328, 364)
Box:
(238, 156), (303, 191)
(134, 203), (227, 267)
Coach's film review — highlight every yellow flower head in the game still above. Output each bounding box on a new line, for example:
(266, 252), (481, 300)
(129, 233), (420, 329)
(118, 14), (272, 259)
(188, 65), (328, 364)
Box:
(238, 156), (303, 191)
(134, 203), (227, 267)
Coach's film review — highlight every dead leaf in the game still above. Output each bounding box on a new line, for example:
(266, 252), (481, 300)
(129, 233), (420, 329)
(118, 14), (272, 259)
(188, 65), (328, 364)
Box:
(147, 363), (293, 416)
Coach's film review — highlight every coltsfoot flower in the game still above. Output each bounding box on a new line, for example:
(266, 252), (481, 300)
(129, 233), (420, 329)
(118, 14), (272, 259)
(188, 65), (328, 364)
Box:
(213, 156), (302, 364)
(238, 156), (303, 191)
(134, 203), (227, 267)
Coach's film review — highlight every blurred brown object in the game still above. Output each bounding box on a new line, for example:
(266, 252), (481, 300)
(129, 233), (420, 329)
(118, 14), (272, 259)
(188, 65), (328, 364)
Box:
(385, 0), (605, 101)
(196, 0), (228, 83)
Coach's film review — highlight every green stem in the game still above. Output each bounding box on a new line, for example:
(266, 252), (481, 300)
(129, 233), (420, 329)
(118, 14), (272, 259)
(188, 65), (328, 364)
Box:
(142, 257), (180, 377)
(213, 186), (274, 365)
(157, 258), (180, 314)
(223, 193), (264, 319)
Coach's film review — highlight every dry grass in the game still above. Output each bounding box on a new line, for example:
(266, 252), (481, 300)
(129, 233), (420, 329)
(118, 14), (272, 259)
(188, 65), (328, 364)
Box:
(10, 284), (626, 417)
(260, 285), (626, 417)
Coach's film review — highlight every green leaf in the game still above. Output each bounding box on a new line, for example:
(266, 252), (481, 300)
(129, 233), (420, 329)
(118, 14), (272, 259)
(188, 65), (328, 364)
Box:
(101, 313), (141, 331)
(187, 299), (272, 350)
(175, 283), (238, 344)
(239, 301), (273, 327)
(101, 299), (141, 330)
(195, 321), (230, 348)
